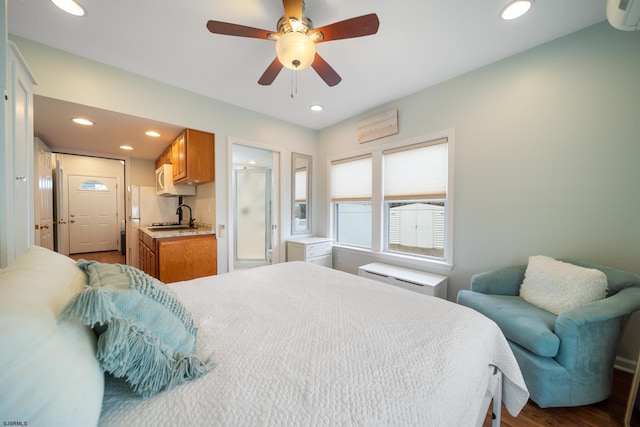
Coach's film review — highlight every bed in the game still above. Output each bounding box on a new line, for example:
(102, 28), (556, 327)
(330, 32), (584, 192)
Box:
(0, 246), (529, 426)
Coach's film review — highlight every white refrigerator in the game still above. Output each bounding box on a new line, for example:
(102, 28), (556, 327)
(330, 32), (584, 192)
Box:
(127, 185), (179, 268)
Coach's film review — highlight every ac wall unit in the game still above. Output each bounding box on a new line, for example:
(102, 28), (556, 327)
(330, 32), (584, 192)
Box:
(607, 0), (640, 31)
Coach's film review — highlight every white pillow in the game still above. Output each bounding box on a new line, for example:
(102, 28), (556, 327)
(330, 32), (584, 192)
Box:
(519, 255), (608, 315)
(0, 245), (104, 425)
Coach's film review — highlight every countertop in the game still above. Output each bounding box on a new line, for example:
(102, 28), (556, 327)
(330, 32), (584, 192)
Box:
(139, 223), (216, 239)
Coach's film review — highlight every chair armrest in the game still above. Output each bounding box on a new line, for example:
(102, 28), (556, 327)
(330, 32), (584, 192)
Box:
(556, 287), (640, 331)
(470, 265), (526, 295)
(554, 287), (640, 370)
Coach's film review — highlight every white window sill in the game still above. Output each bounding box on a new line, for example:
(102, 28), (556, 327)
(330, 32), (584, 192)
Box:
(332, 244), (454, 272)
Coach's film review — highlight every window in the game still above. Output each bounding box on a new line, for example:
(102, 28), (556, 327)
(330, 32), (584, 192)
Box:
(78, 180), (109, 191)
(330, 134), (452, 265)
(383, 139), (448, 259)
(331, 155), (372, 248)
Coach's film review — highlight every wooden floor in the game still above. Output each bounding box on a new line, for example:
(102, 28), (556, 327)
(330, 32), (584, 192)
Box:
(69, 250), (125, 264)
(68, 251), (640, 427)
(484, 369), (640, 427)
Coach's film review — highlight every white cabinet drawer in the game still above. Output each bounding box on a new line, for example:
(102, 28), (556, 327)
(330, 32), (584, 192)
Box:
(306, 254), (332, 268)
(305, 241), (332, 258)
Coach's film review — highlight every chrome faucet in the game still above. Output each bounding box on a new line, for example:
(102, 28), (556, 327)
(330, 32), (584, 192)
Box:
(176, 204), (195, 228)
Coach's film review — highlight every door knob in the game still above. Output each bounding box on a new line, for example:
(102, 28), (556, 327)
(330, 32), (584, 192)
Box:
(69, 220), (75, 224)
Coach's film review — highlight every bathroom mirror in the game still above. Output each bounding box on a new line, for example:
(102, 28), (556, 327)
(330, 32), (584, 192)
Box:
(291, 153), (312, 235)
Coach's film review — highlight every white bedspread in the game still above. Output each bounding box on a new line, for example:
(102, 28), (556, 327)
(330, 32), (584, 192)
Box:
(100, 262), (528, 426)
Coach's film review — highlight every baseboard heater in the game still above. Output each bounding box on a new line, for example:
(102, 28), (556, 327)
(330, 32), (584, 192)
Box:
(358, 262), (448, 299)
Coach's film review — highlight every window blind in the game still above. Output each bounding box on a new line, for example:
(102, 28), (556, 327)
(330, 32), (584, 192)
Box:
(383, 138), (447, 200)
(331, 154), (372, 201)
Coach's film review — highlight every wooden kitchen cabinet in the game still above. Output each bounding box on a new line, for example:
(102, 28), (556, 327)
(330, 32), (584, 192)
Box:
(139, 229), (157, 278)
(157, 235), (217, 283)
(155, 145), (172, 170)
(170, 129), (215, 185)
(171, 132), (187, 181)
(138, 230), (217, 283)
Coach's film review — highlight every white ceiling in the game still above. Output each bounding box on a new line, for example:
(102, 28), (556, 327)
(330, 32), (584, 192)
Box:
(9, 0), (607, 159)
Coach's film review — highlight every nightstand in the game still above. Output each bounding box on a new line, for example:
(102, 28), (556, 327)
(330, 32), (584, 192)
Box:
(287, 237), (333, 268)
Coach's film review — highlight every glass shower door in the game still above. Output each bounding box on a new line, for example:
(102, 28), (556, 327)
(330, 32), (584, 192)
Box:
(234, 168), (272, 268)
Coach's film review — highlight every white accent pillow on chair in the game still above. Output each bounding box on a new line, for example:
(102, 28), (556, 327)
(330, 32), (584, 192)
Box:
(519, 255), (607, 315)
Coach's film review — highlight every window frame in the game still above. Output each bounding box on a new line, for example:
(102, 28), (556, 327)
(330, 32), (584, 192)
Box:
(328, 129), (454, 270)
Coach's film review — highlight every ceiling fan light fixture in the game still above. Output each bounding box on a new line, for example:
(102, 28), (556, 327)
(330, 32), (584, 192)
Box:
(501, 0), (534, 20)
(51, 0), (85, 17)
(72, 117), (94, 126)
(276, 31), (316, 70)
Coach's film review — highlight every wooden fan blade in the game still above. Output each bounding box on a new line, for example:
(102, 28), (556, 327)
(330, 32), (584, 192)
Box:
(310, 13), (380, 43)
(258, 57), (284, 86)
(282, 0), (303, 29)
(311, 54), (342, 87)
(207, 20), (274, 40)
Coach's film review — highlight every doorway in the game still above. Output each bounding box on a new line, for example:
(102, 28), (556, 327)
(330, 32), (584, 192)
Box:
(234, 168), (272, 268)
(229, 142), (280, 271)
(68, 175), (119, 254)
(53, 154), (125, 258)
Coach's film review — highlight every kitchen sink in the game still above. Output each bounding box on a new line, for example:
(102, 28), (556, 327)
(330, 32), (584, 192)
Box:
(147, 225), (193, 232)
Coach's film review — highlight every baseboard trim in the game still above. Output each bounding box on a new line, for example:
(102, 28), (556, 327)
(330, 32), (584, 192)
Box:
(615, 356), (637, 373)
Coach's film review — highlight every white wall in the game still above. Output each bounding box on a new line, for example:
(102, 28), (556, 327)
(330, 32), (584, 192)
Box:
(129, 158), (156, 187)
(0, 1), (7, 266)
(318, 22), (640, 362)
(10, 35), (318, 273)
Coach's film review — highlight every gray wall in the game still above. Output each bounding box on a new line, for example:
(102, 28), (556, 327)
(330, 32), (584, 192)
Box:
(317, 22), (640, 362)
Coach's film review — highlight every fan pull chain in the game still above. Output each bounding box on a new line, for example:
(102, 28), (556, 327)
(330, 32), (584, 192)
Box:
(290, 69), (299, 99)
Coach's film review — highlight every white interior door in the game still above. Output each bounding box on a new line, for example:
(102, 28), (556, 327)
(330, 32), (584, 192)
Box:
(55, 160), (68, 255)
(7, 45), (35, 262)
(68, 175), (118, 254)
(34, 139), (54, 250)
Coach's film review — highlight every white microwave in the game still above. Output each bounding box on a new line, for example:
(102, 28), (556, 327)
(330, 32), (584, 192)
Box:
(155, 164), (196, 197)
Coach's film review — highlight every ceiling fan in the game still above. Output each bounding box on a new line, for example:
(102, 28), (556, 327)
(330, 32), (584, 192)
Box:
(206, 0), (380, 87)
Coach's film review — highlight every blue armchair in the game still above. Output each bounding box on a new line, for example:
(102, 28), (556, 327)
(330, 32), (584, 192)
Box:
(457, 260), (640, 408)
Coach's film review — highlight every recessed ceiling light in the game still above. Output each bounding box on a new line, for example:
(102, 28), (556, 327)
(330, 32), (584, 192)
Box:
(51, 0), (85, 17)
(310, 104), (323, 112)
(248, 160), (257, 165)
(72, 117), (94, 126)
(120, 145), (134, 151)
(501, 0), (533, 20)
(145, 131), (161, 137)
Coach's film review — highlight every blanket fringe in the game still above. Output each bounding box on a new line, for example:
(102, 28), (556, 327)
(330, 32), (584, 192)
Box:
(58, 286), (117, 326)
(97, 318), (212, 397)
